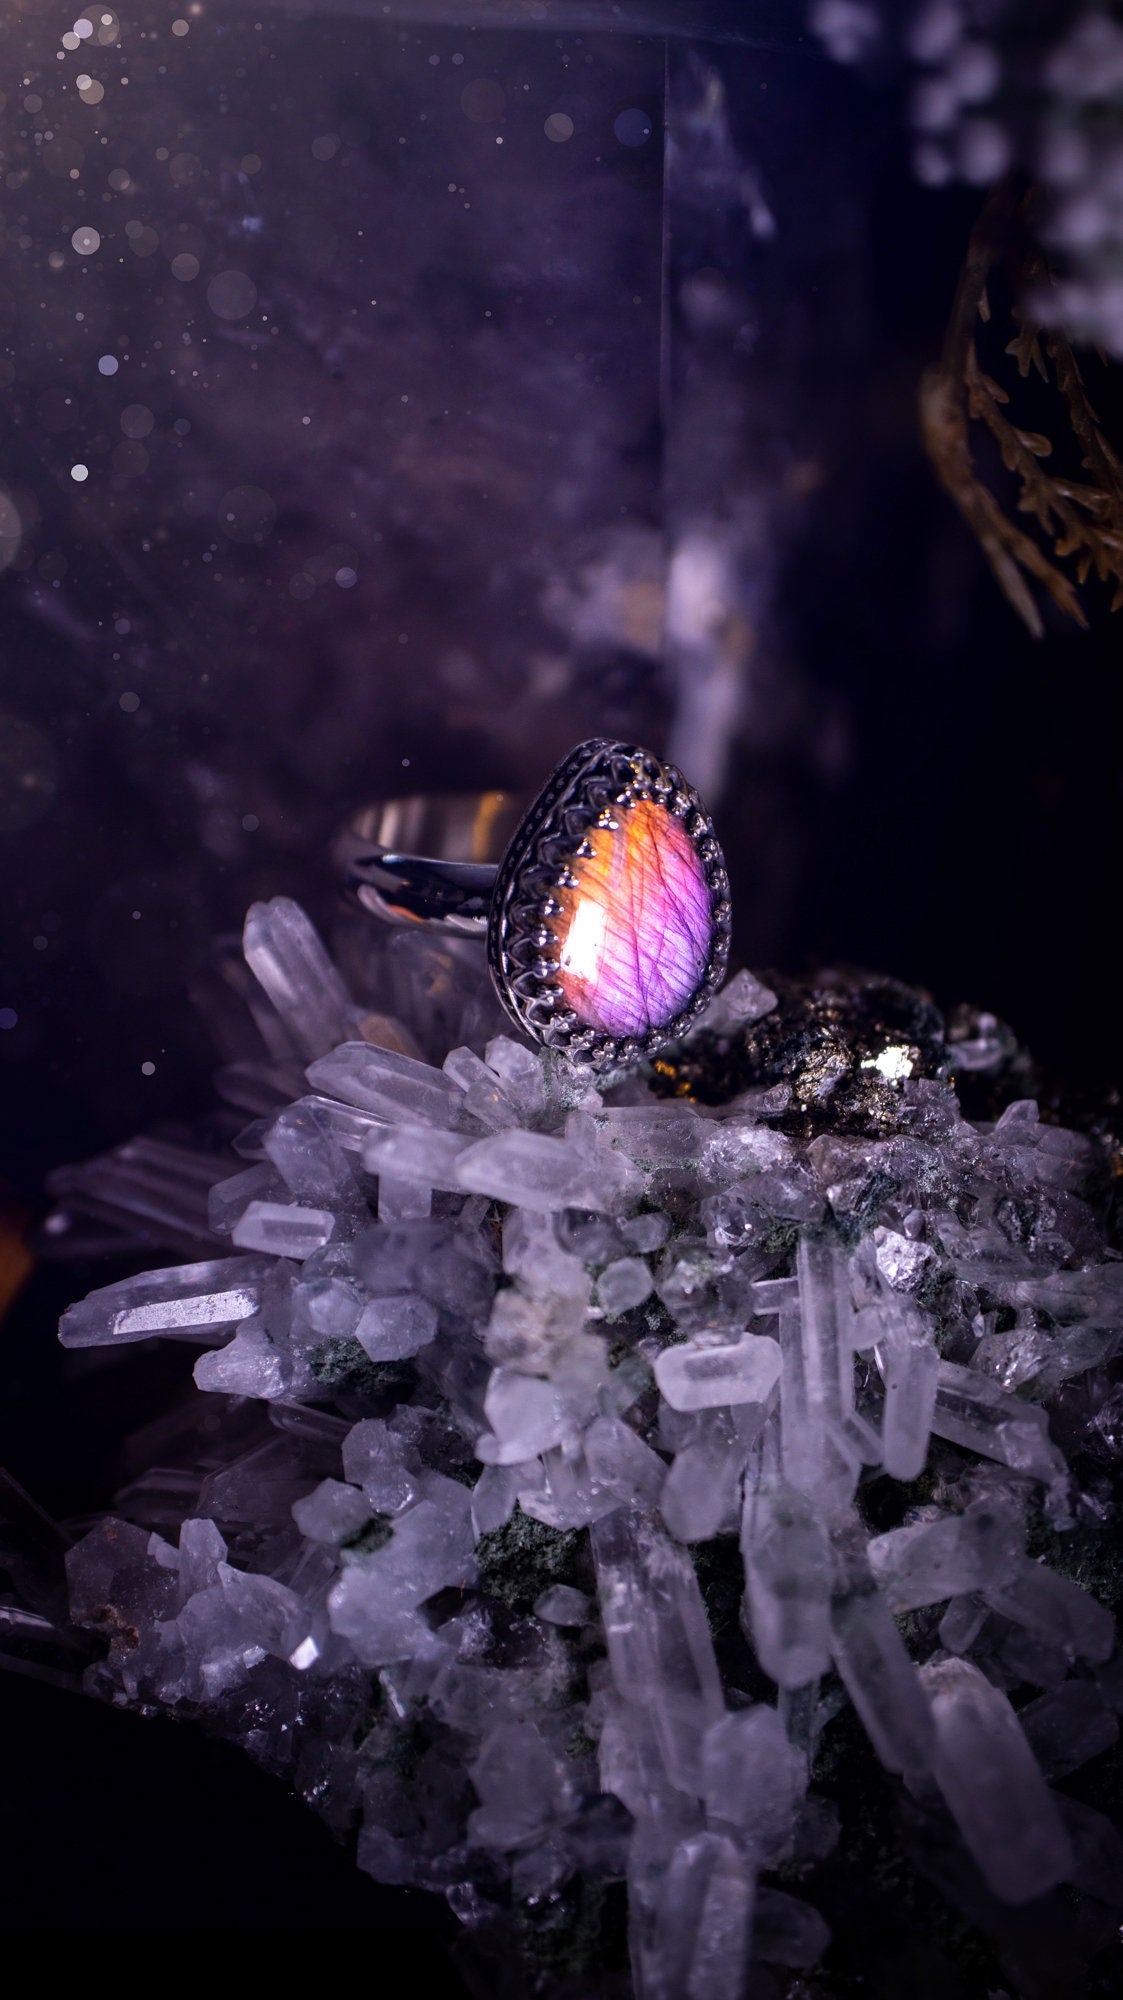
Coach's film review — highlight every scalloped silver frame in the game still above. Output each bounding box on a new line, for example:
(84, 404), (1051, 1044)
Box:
(487, 737), (731, 1071)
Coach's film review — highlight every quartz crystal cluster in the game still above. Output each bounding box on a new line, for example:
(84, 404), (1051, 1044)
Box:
(25, 902), (1123, 1992)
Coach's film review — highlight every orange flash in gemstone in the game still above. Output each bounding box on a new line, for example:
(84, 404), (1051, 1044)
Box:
(550, 797), (713, 1039)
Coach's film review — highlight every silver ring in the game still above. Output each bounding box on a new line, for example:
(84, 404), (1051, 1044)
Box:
(336, 738), (731, 1069)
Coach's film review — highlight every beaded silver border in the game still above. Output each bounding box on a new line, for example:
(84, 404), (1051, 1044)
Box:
(487, 738), (731, 1070)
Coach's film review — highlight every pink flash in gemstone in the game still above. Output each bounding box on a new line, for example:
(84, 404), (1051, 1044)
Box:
(550, 797), (712, 1038)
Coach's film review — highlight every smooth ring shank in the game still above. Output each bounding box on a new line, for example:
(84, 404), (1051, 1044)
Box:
(335, 791), (528, 935)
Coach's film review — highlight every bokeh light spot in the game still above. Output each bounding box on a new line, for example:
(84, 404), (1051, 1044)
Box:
(120, 404), (154, 439)
(461, 78), (505, 123)
(614, 108), (653, 147)
(0, 714), (60, 832)
(207, 269), (257, 321)
(217, 485), (276, 544)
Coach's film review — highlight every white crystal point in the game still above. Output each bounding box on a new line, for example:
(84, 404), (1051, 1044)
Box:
(661, 1438), (744, 1543)
(514, 1449), (612, 1532)
(263, 1100), (361, 1209)
(741, 1485), (832, 1689)
(342, 1419), (416, 1514)
(308, 1041), (463, 1126)
(502, 1206), (590, 1305)
(194, 1319), (287, 1399)
(620, 1210), (671, 1253)
(174, 1562), (305, 1696)
(597, 1256), (654, 1316)
(644, 1831), (755, 2000)
(702, 1705), (806, 1863)
(533, 1584), (592, 1626)
(291, 1478), (371, 1546)
(871, 1225), (935, 1294)
(828, 1519), (935, 1778)
(482, 1284), (585, 1375)
(362, 1123), (473, 1190)
(456, 1127), (638, 1215)
(694, 966), (778, 1034)
(353, 1294), (438, 1362)
(777, 1236), (860, 1502)
(178, 1517), (226, 1605)
(699, 1120), (793, 1188)
(232, 1200), (334, 1259)
(208, 1161), (285, 1237)
(476, 1368), (575, 1466)
(932, 1360), (1068, 1485)
(592, 1505), (723, 1797)
(591, 1101), (711, 1169)
(584, 1414), (666, 1509)
(470, 1464), (518, 1537)
(796, 1232), (853, 1418)
(484, 1035), (550, 1114)
(868, 1489), (1023, 1613)
(655, 1331), (781, 1412)
(377, 1177), (432, 1223)
(985, 1558), (1116, 1666)
(327, 1483), (476, 1665)
(468, 1719), (571, 1850)
(276, 1091), (382, 1156)
(921, 1656), (1075, 1903)
(874, 1299), (939, 1481)
(243, 896), (354, 1060)
(59, 1255), (274, 1348)
(443, 1045), (521, 1131)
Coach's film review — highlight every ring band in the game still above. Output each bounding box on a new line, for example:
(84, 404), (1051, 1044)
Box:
(335, 790), (526, 935)
(337, 740), (730, 1068)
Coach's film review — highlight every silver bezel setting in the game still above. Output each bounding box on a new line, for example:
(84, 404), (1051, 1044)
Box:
(487, 738), (731, 1071)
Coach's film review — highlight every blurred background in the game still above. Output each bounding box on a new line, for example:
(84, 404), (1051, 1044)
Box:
(0, 0), (1119, 1939)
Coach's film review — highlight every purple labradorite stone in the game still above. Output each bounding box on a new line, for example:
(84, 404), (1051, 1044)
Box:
(550, 797), (713, 1039)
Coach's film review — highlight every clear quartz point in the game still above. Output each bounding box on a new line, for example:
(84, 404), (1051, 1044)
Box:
(59, 1254), (275, 1347)
(920, 1656), (1075, 1903)
(243, 896), (355, 1061)
(741, 1483), (832, 1690)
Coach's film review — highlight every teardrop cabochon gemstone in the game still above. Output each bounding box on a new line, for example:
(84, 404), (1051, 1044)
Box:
(488, 740), (731, 1066)
(552, 797), (711, 1037)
